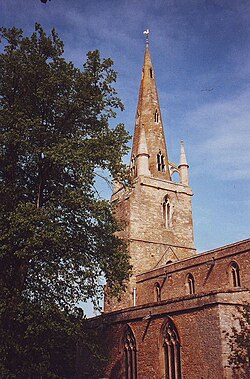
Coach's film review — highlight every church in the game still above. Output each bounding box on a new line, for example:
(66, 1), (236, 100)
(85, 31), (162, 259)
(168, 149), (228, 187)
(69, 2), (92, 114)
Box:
(86, 32), (250, 379)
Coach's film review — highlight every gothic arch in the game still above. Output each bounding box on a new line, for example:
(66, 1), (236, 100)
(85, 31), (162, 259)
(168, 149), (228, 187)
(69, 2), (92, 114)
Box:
(186, 273), (195, 295)
(130, 154), (137, 177)
(228, 261), (241, 287)
(163, 195), (172, 228)
(171, 169), (181, 183)
(154, 282), (161, 302)
(154, 109), (159, 123)
(123, 324), (137, 379)
(157, 150), (165, 172)
(169, 163), (180, 183)
(159, 318), (182, 379)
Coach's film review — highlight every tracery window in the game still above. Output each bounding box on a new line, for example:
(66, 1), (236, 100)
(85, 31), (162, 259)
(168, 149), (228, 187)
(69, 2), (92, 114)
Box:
(124, 326), (137, 379)
(154, 282), (161, 302)
(186, 273), (195, 295)
(230, 261), (241, 287)
(157, 151), (165, 172)
(163, 320), (182, 379)
(163, 195), (171, 228)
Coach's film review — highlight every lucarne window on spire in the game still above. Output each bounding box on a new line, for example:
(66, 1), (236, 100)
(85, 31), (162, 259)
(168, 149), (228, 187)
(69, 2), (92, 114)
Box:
(154, 110), (159, 123)
(157, 151), (165, 172)
(150, 67), (153, 78)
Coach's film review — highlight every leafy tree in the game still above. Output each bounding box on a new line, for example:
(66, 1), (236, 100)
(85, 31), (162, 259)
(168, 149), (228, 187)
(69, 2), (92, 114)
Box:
(0, 24), (131, 378)
(225, 305), (250, 379)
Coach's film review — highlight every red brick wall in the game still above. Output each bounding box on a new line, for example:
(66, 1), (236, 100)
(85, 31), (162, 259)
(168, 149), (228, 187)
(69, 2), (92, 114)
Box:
(101, 305), (224, 379)
(136, 240), (250, 307)
(100, 240), (249, 378)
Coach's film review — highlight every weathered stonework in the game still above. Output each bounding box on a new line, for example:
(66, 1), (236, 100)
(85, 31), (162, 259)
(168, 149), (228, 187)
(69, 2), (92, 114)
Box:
(105, 40), (195, 313)
(83, 37), (250, 379)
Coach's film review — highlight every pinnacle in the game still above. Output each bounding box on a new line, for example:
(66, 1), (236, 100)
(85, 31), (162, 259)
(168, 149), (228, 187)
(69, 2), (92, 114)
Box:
(137, 125), (149, 156)
(180, 141), (188, 166)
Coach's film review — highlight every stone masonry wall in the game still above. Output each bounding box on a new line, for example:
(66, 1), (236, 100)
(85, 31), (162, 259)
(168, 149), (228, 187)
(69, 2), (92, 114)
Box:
(105, 174), (196, 312)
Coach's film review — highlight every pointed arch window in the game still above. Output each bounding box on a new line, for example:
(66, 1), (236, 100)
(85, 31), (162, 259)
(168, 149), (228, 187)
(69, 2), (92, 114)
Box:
(150, 67), (153, 78)
(130, 155), (137, 177)
(163, 320), (182, 379)
(157, 151), (165, 172)
(124, 326), (137, 379)
(154, 110), (159, 123)
(186, 273), (195, 295)
(154, 282), (161, 302)
(230, 261), (241, 287)
(163, 196), (171, 228)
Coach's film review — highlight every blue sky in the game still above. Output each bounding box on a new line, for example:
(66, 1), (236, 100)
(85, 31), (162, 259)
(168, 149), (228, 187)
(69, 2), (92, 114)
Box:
(1, 1), (250, 315)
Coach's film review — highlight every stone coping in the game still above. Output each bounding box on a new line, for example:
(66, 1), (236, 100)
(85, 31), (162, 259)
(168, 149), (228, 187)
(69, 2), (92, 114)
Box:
(88, 288), (249, 325)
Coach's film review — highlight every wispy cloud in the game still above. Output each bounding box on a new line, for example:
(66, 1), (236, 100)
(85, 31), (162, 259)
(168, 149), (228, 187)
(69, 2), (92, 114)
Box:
(187, 89), (250, 180)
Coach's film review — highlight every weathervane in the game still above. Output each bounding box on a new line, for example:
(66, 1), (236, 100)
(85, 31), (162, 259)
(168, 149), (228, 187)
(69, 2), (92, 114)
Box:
(143, 29), (150, 46)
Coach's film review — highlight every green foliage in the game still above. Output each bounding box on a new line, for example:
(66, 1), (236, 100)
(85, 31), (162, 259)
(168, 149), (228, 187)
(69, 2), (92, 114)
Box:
(225, 305), (250, 379)
(0, 24), (131, 377)
(0, 301), (81, 378)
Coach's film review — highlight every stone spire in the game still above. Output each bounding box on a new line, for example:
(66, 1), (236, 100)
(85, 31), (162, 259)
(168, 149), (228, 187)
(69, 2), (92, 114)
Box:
(131, 30), (171, 180)
(179, 141), (189, 185)
(106, 32), (196, 314)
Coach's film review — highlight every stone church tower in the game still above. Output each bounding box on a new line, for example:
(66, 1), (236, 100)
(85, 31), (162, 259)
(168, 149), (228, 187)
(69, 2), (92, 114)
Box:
(84, 33), (249, 379)
(105, 33), (196, 312)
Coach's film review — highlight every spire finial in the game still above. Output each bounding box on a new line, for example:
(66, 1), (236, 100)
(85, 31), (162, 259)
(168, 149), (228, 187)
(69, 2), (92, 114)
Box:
(143, 29), (150, 47)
